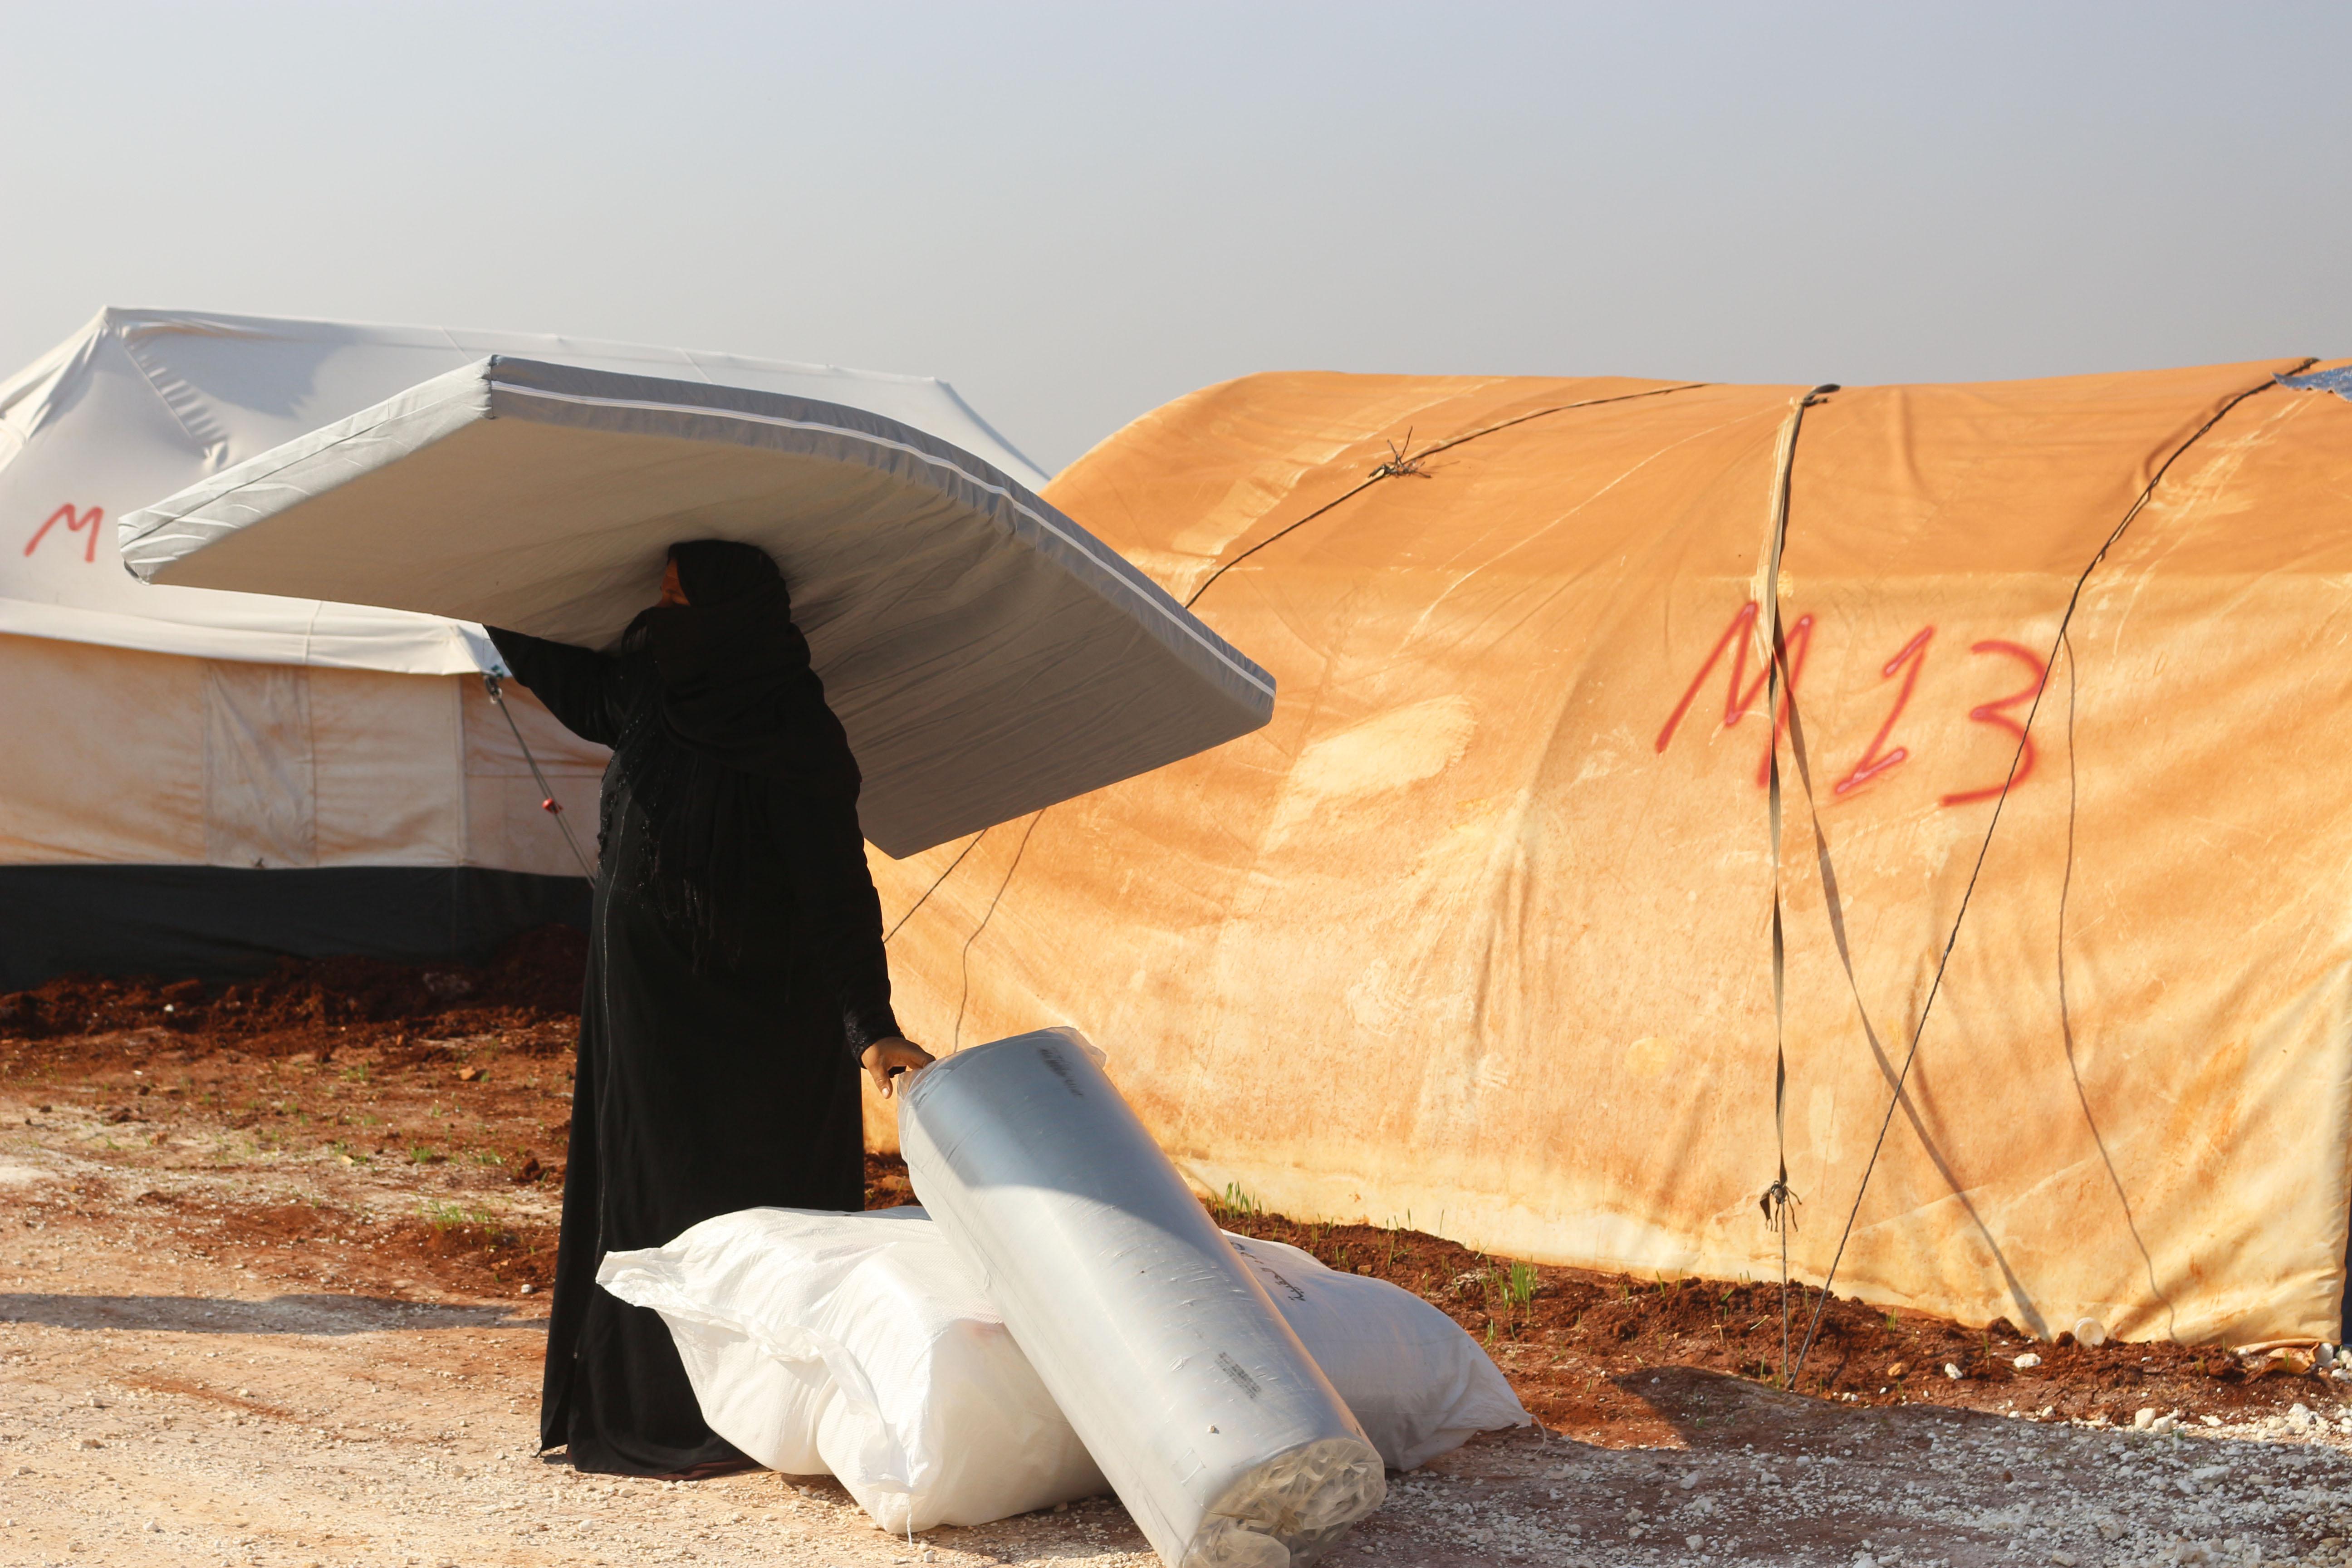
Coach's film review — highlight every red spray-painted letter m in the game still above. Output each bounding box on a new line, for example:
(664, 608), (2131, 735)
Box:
(1654, 600), (1814, 786)
(24, 504), (104, 564)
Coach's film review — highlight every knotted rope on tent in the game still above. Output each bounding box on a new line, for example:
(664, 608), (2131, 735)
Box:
(1180, 383), (1706, 611)
(1365, 431), (1430, 481)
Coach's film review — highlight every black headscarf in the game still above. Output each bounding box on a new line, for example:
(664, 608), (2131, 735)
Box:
(612, 540), (861, 970)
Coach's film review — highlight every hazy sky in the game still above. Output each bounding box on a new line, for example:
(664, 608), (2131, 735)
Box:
(3, 2), (2345, 474)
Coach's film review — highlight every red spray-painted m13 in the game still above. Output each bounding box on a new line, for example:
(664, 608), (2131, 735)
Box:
(1655, 601), (2046, 807)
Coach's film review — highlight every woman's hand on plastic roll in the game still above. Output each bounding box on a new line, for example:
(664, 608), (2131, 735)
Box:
(861, 1037), (935, 1098)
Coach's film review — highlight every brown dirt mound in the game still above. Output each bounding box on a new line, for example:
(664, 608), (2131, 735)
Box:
(122, 1188), (561, 1298)
(864, 1149), (916, 1209)
(1191, 1196), (2344, 1437)
(0, 924), (587, 1058)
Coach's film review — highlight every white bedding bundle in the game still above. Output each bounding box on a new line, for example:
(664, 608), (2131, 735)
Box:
(598, 1206), (1527, 1534)
(598, 1029), (1527, 1557)
(600, 1206), (1098, 1530)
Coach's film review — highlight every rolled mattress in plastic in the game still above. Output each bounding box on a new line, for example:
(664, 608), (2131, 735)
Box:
(899, 1028), (1385, 1568)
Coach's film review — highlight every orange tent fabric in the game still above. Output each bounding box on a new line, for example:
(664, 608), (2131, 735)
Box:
(867, 358), (2352, 1345)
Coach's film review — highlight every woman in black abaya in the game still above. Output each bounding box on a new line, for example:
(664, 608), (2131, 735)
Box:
(488, 539), (932, 1477)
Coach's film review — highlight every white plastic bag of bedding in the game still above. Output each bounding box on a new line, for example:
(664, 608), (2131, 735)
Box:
(598, 1206), (1098, 1533)
(1218, 1230), (1529, 1472)
(598, 1205), (1526, 1536)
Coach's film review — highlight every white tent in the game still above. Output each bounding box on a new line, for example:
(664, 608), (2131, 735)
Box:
(0, 307), (1048, 987)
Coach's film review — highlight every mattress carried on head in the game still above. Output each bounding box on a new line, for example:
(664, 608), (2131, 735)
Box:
(118, 356), (1275, 857)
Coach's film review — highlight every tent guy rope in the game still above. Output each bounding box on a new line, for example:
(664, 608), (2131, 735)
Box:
(883, 832), (987, 944)
(949, 812), (1046, 1053)
(482, 674), (597, 882)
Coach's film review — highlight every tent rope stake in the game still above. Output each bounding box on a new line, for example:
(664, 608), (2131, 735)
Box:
(1784, 359), (2318, 1384)
(1758, 384), (1839, 1388)
(483, 674), (597, 883)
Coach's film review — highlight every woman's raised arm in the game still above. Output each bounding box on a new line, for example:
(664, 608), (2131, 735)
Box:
(486, 627), (628, 748)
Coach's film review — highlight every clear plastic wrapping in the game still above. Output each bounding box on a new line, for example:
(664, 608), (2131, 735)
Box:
(899, 1027), (1386, 1567)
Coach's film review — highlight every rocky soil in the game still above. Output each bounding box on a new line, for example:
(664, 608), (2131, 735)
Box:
(4, 937), (2351, 1566)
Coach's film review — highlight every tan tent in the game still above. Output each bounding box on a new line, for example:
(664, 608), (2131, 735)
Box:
(867, 358), (2352, 1347)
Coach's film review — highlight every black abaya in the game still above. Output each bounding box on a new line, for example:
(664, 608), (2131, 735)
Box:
(488, 615), (901, 1476)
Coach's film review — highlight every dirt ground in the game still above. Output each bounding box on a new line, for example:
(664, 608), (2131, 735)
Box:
(1198, 1203), (2352, 1447)
(5, 936), (2352, 1566)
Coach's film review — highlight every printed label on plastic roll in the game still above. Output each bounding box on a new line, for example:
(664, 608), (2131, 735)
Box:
(1036, 1044), (1087, 1098)
(1215, 1352), (1263, 1401)
(1229, 1240), (1307, 1303)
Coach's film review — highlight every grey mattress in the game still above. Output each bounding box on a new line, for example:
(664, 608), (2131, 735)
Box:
(118, 356), (1274, 858)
